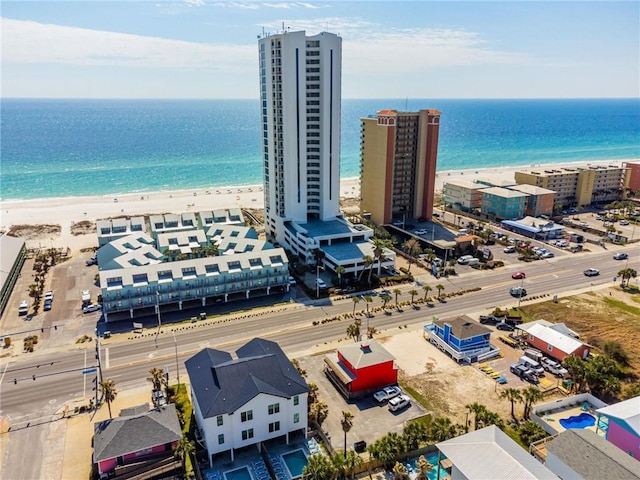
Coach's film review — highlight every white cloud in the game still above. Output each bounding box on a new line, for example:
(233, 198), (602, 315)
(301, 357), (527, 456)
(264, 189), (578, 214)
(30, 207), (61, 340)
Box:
(212, 2), (260, 9)
(1, 18), (255, 71)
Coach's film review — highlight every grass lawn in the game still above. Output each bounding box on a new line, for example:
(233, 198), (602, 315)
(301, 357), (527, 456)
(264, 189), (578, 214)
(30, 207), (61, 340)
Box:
(519, 286), (640, 378)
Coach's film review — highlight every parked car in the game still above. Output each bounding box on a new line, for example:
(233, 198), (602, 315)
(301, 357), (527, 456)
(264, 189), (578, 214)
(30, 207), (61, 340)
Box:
(613, 252), (628, 260)
(43, 299), (52, 311)
(479, 315), (501, 325)
(541, 357), (568, 377)
(556, 240), (569, 247)
(18, 300), (29, 315)
(315, 278), (327, 289)
(511, 272), (526, 280)
(373, 386), (402, 403)
(583, 268), (600, 277)
(509, 286), (527, 297)
(620, 220), (630, 226)
(44, 290), (54, 301)
(503, 246), (516, 253)
(414, 229), (428, 235)
(509, 364), (539, 384)
(83, 303), (102, 314)
(540, 251), (555, 258)
(457, 255), (474, 265)
(288, 276), (297, 285)
(388, 394), (411, 412)
(496, 322), (515, 331)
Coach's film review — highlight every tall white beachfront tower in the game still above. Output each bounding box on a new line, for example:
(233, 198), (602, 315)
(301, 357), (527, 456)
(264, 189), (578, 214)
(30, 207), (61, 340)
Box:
(258, 30), (342, 246)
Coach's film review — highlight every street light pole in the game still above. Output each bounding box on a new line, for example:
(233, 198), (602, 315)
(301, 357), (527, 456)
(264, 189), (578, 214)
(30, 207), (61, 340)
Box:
(316, 264), (320, 299)
(155, 290), (161, 348)
(172, 330), (180, 389)
(517, 276), (525, 309)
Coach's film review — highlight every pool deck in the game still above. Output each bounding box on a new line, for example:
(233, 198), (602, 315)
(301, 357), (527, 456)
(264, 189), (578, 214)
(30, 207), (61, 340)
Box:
(539, 404), (603, 435)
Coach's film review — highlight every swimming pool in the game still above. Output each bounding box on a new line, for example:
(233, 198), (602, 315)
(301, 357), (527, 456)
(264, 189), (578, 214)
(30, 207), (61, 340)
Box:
(559, 412), (595, 429)
(282, 449), (308, 479)
(224, 466), (253, 480)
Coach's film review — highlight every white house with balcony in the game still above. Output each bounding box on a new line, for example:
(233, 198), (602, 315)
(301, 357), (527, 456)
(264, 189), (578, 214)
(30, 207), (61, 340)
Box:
(185, 338), (309, 467)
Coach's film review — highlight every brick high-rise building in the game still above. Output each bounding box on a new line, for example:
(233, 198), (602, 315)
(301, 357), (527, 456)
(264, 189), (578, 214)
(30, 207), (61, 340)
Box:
(360, 109), (441, 226)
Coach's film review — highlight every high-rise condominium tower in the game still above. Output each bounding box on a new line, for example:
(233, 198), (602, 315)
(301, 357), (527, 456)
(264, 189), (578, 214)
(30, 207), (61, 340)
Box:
(258, 30), (342, 245)
(360, 109), (441, 226)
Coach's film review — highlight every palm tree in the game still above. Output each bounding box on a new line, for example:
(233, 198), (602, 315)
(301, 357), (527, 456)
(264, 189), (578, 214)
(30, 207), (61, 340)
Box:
(346, 323), (360, 342)
(366, 325), (377, 339)
(340, 411), (354, 459)
(618, 267), (637, 288)
(342, 450), (363, 480)
(435, 283), (445, 299)
(402, 422), (427, 450)
(149, 367), (165, 392)
(393, 288), (402, 310)
(500, 388), (523, 421)
(335, 265), (346, 287)
(309, 401), (329, 427)
(362, 295), (373, 317)
(402, 238), (422, 272)
(372, 238), (390, 276)
(415, 455), (434, 480)
(100, 378), (118, 419)
(563, 356), (588, 393)
(359, 255), (373, 282)
(423, 248), (436, 266)
(522, 385), (545, 419)
(392, 462), (411, 480)
(351, 296), (360, 315)
(422, 285), (433, 302)
(303, 453), (338, 480)
(518, 420), (548, 447)
(380, 293), (391, 311)
(174, 437), (195, 472)
(408, 289), (418, 305)
(429, 417), (458, 442)
(464, 402), (487, 431)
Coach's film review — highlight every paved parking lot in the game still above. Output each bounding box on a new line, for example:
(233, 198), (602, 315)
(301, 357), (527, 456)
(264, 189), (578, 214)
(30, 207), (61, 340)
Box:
(296, 349), (427, 452)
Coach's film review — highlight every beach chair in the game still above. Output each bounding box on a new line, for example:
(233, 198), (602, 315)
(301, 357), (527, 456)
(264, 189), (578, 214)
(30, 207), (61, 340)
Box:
(496, 376), (508, 384)
(490, 372), (501, 379)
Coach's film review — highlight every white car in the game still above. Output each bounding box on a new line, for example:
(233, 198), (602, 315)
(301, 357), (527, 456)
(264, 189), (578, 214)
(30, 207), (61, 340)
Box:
(414, 229), (428, 235)
(541, 251), (555, 258)
(315, 279), (327, 289)
(584, 268), (600, 277)
(503, 246), (516, 253)
(388, 394), (411, 412)
(373, 386), (402, 403)
(288, 276), (296, 285)
(620, 220), (630, 226)
(457, 255), (474, 265)
(541, 358), (568, 377)
(44, 290), (54, 301)
(83, 303), (102, 314)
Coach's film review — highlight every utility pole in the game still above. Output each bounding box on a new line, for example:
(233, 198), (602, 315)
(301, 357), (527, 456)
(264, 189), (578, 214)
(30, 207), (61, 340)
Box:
(95, 331), (104, 411)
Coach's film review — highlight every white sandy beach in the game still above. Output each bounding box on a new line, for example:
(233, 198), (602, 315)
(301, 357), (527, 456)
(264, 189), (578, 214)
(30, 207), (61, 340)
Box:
(0, 159), (632, 251)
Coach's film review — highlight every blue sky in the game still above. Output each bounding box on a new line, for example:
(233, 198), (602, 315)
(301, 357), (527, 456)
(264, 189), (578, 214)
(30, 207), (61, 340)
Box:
(1, 1), (638, 99)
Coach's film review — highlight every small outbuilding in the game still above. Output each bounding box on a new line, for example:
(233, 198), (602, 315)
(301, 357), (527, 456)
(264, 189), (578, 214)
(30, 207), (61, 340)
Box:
(423, 315), (500, 363)
(324, 339), (398, 399)
(519, 320), (590, 361)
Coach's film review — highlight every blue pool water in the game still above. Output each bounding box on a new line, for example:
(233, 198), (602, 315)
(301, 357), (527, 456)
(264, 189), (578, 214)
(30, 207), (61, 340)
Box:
(559, 412), (596, 429)
(224, 466), (252, 480)
(282, 449), (308, 479)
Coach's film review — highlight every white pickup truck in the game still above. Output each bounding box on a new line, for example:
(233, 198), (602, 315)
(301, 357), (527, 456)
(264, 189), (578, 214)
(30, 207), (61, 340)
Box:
(541, 357), (568, 377)
(82, 290), (91, 305)
(373, 386), (401, 403)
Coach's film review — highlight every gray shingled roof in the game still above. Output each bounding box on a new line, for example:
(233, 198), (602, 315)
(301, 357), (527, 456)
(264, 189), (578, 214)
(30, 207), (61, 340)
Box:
(185, 338), (309, 419)
(546, 429), (640, 480)
(434, 315), (492, 340)
(93, 403), (182, 462)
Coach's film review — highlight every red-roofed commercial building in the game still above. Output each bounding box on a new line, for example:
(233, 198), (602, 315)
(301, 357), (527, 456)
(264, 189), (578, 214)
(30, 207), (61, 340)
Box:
(324, 339), (398, 399)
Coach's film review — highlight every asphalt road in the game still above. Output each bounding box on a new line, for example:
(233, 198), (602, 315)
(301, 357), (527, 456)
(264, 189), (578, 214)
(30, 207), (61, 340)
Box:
(1, 248), (630, 418)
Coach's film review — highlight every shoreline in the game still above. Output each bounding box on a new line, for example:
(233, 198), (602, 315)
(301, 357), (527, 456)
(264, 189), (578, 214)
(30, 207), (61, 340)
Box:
(1, 158), (636, 251)
(2, 157), (637, 205)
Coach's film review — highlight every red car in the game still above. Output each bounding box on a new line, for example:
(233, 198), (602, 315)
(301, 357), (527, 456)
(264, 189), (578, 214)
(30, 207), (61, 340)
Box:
(512, 272), (526, 279)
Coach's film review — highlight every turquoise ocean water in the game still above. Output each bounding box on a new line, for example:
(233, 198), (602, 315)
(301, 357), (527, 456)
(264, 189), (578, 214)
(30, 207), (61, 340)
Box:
(1, 98), (639, 201)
